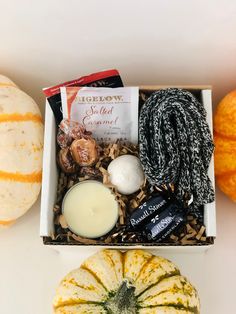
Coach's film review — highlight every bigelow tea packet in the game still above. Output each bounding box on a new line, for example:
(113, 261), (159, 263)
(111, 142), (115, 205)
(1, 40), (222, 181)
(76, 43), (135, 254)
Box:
(43, 69), (123, 124)
(61, 87), (139, 143)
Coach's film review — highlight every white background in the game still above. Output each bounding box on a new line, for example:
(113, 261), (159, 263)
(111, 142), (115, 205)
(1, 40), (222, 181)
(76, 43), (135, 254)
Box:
(0, 1), (236, 313)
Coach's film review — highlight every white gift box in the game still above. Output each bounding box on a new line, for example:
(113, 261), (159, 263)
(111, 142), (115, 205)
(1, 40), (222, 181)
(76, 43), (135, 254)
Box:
(40, 85), (216, 253)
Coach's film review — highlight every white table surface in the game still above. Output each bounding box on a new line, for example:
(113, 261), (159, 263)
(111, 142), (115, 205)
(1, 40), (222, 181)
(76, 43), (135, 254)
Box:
(1, 1), (236, 313)
(0, 188), (235, 314)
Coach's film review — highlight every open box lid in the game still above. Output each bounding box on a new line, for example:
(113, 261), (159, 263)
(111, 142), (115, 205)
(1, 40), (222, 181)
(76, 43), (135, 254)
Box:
(40, 86), (216, 248)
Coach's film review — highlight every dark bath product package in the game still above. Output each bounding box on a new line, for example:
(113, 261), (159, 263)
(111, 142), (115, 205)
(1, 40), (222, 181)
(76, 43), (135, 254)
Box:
(43, 69), (123, 124)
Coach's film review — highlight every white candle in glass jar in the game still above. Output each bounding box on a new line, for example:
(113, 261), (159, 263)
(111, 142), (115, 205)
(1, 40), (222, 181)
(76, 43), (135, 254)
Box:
(62, 180), (119, 238)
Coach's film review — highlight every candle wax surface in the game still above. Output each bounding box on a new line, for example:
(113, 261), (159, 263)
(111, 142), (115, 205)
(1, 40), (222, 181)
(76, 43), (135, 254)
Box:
(63, 181), (119, 238)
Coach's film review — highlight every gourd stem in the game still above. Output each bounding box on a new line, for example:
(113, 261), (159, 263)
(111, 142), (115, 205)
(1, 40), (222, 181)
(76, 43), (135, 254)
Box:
(104, 280), (137, 314)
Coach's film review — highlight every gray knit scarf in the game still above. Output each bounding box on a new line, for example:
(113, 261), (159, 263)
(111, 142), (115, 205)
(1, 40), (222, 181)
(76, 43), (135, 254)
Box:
(139, 88), (215, 215)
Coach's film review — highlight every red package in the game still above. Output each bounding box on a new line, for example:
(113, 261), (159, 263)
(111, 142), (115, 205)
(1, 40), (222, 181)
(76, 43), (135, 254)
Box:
(43, 69), (123, 124)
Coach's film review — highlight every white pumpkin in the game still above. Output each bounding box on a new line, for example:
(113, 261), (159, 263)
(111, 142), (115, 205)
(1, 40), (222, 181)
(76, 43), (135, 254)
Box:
(54, 249), (200, 313)
(0, 75), (43, 225)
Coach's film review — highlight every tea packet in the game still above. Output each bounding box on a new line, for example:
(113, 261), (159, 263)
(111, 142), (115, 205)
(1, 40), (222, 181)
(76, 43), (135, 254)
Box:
(43, 69), (123, 124)
(61, 86), (139, 144)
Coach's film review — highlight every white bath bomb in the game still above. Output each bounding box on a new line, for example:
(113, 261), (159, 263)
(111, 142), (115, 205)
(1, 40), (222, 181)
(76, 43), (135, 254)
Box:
(108, 155), (145, 195)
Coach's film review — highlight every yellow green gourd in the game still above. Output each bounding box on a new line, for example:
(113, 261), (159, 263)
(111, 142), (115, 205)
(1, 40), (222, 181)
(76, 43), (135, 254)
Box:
(53, 249), (200, 314)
